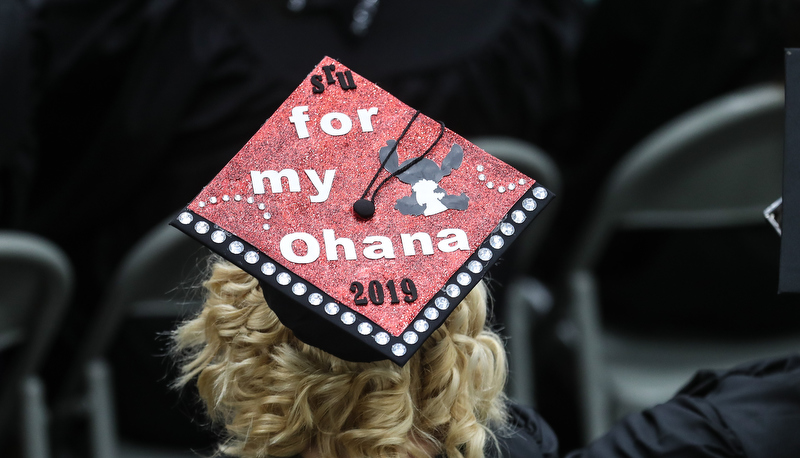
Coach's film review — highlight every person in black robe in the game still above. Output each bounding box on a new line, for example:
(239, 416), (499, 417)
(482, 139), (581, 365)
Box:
(7, 0), (584, 451)
(568, 355), (800, 458)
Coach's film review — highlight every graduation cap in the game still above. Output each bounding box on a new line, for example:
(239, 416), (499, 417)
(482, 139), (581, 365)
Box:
(171, 56), (554, 365)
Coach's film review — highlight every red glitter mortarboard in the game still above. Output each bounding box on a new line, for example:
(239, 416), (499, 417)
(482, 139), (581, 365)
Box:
(171, 57), (553, 365)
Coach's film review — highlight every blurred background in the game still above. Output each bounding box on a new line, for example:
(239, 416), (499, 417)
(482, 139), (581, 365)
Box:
(1, 0), (800, 456)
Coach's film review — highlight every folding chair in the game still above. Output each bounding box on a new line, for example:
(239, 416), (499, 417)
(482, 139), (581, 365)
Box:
(470, 137), (562, 406)
(0, 231), (73, 458)
(56, 215), (210, 458)
(559, 83), (794, 442)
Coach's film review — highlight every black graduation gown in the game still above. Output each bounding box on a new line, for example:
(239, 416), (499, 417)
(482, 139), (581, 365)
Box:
(490, 403), (559, 458)
(566, 355), (800, 458)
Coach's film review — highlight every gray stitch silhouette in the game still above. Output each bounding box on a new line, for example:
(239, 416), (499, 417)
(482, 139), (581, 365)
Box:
(379, 141), (470, 216)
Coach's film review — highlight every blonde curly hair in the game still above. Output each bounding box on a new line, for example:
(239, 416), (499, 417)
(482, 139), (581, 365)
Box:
(172, 257), (509, 458)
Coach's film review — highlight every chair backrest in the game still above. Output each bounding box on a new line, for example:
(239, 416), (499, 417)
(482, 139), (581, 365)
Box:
(470, 136), (562, 274)
(61, 214), (210, 397)
(568, 83), (785, 271)
(0, 231), (73, 447)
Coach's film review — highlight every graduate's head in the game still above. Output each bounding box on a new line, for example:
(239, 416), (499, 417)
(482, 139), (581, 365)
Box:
(172, 257), (507, 458)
